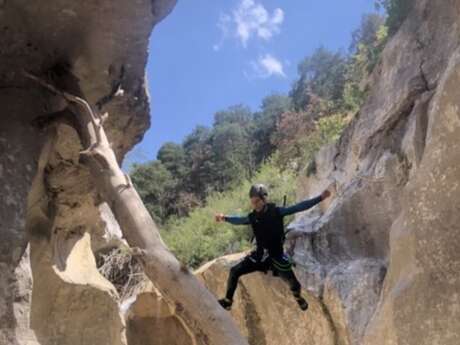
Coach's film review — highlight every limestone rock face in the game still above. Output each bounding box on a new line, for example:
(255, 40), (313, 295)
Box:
(125, 281), (194, 345)
(0, 247), (38, 345)
(195, 254), (335, 345)
(362, 44), (460, 345)
(0, 0), (176, 344)
(30, 234), (125, 345)
(125, 254), (336, 345)
(284, 1), (460, 345)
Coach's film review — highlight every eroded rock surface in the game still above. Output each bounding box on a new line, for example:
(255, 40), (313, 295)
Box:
(126, 254), (335, 345)
(196, 254), (335, 345)
(2, 0), (460, 344)
(284, 1), (460, 344)
(0, 0), (176, 344)
(125, 281), (194, 345)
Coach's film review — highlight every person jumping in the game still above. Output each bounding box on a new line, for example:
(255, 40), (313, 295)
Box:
(215, 184), (331, 311)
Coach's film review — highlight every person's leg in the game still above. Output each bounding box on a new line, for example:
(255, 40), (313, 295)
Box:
(219, 255), (260, 309)
(272, 257), (308, 311)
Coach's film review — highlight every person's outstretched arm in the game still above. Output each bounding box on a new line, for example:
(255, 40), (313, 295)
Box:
(279, 190), (331, 217)
(215, 213), (250, 225)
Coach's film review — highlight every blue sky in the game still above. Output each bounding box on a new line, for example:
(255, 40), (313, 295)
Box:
(128, 0), (377, 163)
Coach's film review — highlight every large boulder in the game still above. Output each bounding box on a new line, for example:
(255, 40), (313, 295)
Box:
(196, 254), (335, 345)
(125, 253), (336, 345)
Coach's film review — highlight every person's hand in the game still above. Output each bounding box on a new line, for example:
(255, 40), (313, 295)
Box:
(321, 189), (331, 200)
(215, 213), (225, 222)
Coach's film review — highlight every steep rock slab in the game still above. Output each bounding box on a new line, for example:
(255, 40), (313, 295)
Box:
(287, 2), (460, 344)
(322, 260), (386, 345)
(126, 254), (336, 345)
(126, 282), (194, 345)
(362, 45), (460, 345)
(0, 92), (46, 345)
(196, 254), (335, 345)
(30, 234), (126, 345)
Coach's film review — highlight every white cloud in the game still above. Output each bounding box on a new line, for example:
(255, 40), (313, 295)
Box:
(259, 54), (286, 77)
(247, 54), (286, 79)
(214, 0), (284, 50)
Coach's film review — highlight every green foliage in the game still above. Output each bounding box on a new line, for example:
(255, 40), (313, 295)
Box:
(157, 142), (187, 178)
(161, 161), (297, 268)
(343, 14), (388, 113)
(210, 106), (255, 189)
(350, 13), (386, 53)
(375, 0), (415, 35)
(130, 161), (175, 224)
(274, 114), (348, 172)
(290, 47), (347, 112)
(252, 94), (293, 165)
(213, 105), (252, 127)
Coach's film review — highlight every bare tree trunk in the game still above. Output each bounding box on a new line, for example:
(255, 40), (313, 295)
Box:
(25, 72), (248, 345)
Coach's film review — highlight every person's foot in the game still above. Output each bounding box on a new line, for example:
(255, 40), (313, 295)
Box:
(295, 296), (309, 311)
(218, 297), (233, 310)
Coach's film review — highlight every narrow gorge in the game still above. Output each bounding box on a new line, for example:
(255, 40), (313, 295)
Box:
(1, 1), (460, 345)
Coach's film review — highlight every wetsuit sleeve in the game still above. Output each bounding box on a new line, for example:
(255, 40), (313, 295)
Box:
(224, 215), (250, 225)
(279, 195), (323, 217)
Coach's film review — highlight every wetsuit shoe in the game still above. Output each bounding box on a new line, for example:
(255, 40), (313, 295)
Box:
(295, 296), (309, 311)
(218, 298), (233, 310)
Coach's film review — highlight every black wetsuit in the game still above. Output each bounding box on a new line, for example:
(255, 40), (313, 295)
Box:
(223, 195), (322, 301)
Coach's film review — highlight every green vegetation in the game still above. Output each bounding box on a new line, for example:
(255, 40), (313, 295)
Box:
(375, 0), (415, 35)
(128, 6), (412, 267)
(344, 14), (388, 113)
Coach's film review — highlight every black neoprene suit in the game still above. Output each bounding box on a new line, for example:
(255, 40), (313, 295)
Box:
(223, 196), (322, 300)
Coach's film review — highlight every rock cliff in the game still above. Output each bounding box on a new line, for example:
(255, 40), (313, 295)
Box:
(2, 0), (460, 344)
(0, 0), (175, 344)
(284, 1), (460, 344)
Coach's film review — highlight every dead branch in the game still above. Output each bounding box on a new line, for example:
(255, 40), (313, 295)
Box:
(24, 71), (248, 345)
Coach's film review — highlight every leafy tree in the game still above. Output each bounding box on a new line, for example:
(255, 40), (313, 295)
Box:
(157, 142), (187, 179)
(350, 13), (386, 53)
(207, 105), (257, 191)
(180, 106), (255, 199)
(130, 161), (175, 224)
(375, 0), (415, 35)
(343, 13), (388, 112)
(182, 126), (215, 198)
(290, 47), (347, 112)
(209, 122), (252, 190)
(271, 110), (314, 169)
(252, 94), (292, 165)
(213, 104), (252, 127)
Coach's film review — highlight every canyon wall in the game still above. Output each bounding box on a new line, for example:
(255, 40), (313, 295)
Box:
(2, 0), (460, 344)
(0, 0), (176, 344)
(285, 1), (460, 344)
